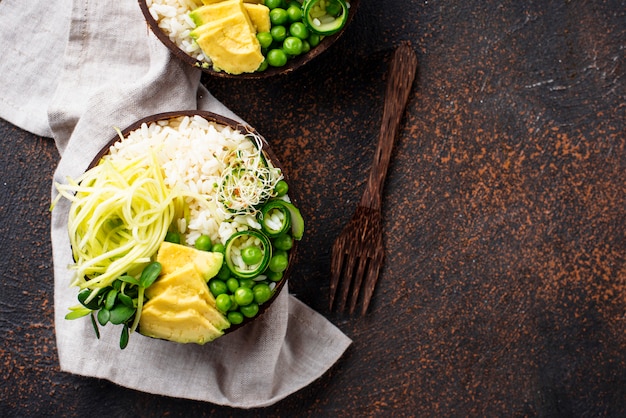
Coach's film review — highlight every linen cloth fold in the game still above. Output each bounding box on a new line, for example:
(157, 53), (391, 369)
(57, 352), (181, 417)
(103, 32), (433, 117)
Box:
(0, 0), (351, 408)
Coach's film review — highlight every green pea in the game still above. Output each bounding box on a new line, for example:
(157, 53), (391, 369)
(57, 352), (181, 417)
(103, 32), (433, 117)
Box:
(228, 311), (244, 325)
(308, 33), (321, 47)
(217, 263), (231, 281)
(228, 294), (239, 311)
(253, 283), (273, 304)
(301, 40), (311, 54)
(209, 279), (228, 297)
(240, 302), (259, 318)
(212, 243), (225, 254)
(273, 234), (293, 251)
(264, 0), (283, 9)
(226, 277), (240, 293)
(241, 246), (264, 265)
(274, 179), (289, 196)
(215, 293), (232, 312)
(286, 4), (303, 22)
(266, 270), (283, 282)
(270, 26), (287, 43)
(239, 278), (255, 288)
(289, 21), (309, 40)
(283, 36), (303, 56)
(194, 235), (212, 251)
(256, 32), (273, 49)
(164, 231), (181, 244)
(270, 8), (288, 25)
(267, 48), (288, 67)
(234, 287), (254, 306)
(269, 250), (289, 273)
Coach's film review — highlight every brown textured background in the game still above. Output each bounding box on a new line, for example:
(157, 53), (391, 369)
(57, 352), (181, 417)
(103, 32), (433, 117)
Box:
(1, 0), (625, 416)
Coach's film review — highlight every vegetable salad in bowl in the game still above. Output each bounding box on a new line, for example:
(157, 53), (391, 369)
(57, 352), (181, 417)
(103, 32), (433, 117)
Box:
(140, 0), (358, 77)
(53, 111), (303, 348)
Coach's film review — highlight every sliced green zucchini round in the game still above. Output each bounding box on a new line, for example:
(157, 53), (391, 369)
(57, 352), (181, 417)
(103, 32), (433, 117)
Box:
(259, 200), (292, 238)
(224, 230), (272, 279)
(303, 0), (349, 36)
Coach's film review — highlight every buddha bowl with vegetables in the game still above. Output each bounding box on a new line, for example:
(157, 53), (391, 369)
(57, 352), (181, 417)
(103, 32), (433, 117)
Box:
(139, 0), (359, 77)
(54, 111), (303, 349)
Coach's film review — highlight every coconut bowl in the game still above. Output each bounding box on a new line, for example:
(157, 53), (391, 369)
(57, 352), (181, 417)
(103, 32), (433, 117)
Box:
(138, 0), (360, 78)
(81, 110), (299, 342)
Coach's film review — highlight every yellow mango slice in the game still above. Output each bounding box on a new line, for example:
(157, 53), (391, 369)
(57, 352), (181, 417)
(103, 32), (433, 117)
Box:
(155, 241), (223, 280)
(140, 306), (224, 344)
(145, 290), (230, 330)
(189, 0), (249, 28)
(191, 17), (264, 74)
(244, 3), (271, 33)
(145, 263), (212, 300)
(191, 0), (268, 32)
(190, 1), (264, 74)
(140, 260), (230, 344)
(201, 0), (263, 4)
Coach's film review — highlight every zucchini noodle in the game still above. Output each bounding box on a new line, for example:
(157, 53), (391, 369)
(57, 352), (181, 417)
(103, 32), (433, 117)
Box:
(54, 151), (183, 294)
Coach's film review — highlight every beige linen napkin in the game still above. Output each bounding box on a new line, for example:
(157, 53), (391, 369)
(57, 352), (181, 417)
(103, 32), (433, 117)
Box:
(0, 0), (351, 408)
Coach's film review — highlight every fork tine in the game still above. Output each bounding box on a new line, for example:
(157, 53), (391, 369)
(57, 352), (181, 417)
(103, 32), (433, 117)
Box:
(348, 255), (369, 314)
(359, 253), (383, 315)
(329, 245), (344, 310)
(337, 252), (357, 312)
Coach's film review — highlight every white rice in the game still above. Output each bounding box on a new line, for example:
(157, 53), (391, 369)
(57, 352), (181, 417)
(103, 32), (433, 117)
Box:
(106, 115), (277, 248)
(146, 0), (210, 64)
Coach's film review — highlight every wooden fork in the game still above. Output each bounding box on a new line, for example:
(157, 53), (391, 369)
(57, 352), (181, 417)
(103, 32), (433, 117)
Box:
(329, 42), (418, 315)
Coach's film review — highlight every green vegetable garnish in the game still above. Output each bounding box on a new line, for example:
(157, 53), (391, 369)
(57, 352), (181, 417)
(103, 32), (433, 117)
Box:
(66, 262), (162, 349)
(217, 133), (283, 216)
(259, 200), (292, 238)
(224, 230), (272, 279)
(303, 0), (349, 36)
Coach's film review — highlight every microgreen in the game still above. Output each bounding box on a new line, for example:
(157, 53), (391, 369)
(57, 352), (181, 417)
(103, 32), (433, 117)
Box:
(66, 261), (162, 349)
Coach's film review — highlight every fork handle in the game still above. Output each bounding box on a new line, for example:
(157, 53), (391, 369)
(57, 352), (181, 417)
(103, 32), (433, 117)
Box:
(360, 42), (418, 210)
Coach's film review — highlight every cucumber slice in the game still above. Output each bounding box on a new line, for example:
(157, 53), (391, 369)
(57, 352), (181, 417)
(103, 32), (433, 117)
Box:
(224, 230), (272, 279)
(303, 0), (349, 36)
(277, 200), (304, 241)
(259, 200), (292, 238)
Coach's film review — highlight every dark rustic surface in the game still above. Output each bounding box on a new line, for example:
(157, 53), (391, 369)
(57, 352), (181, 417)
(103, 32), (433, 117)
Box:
(2, 0), (625, 416)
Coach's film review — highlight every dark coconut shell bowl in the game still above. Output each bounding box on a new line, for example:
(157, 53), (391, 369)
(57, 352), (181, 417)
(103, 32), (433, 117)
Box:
(138, 0), (360, 78)
(86, 110), (299, 340)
